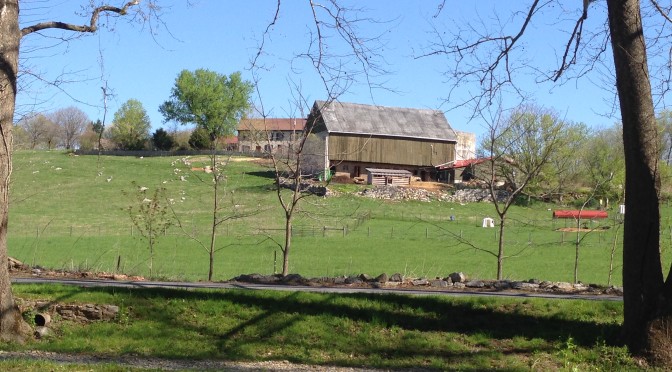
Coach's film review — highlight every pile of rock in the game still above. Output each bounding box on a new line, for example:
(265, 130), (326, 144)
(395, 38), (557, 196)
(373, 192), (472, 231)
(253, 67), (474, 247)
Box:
(358, 187), (441, 202)
(356, 186), (510, 204)
(439, 189), (509, 203)
(232, 272), (623, 297)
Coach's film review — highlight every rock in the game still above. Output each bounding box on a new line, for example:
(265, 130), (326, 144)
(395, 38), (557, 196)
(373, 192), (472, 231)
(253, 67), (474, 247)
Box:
(511, 282), (539, 290)
(54, 304), (119, 322)
(430, 280), (449, 288)
(449, 272), (467, 283)
(34, 326), (51, 339)
(374, 273), (388, 283)
(345, 276), (363, 284)
(359, 273), (373, 282)
(233, 274), (280, 284)
(281, 274), (304, 284)
(453, 282), (466, 289)
(382, 281), (400, 287)
(553, 282), (574, 291)
(411, 279), (428, 286)
(389, 273), (403, 282)
(493, 280), (511, 290)
(606, 286), (624, 296)
(528, 278), (540, 284)
(465, 280), (485, 288)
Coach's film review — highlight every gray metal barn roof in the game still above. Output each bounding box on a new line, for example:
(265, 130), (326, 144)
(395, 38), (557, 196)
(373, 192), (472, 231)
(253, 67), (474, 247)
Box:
(313, 100), (457, 142)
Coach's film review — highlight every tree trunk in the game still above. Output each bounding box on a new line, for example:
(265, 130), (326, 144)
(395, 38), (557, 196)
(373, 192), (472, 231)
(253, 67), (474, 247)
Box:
(496, 216), (505, 280)
(607, 0), (672, 364)
(0, 0), (31, 342)
(574, 217), (581, 284)
(282, 215), (291, 276)
(208, 151), (218, 281)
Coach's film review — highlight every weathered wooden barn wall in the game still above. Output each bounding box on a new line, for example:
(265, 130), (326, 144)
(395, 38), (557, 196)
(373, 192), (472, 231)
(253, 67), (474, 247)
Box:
(328, 133), (455, 167)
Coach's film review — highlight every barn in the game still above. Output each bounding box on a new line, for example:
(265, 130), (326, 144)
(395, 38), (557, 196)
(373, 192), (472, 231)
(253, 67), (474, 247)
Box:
(305, 100), (458, 182)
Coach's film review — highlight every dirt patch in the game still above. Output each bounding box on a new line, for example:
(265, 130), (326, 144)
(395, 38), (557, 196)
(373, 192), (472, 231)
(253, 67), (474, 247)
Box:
(409, 181), (453, 191)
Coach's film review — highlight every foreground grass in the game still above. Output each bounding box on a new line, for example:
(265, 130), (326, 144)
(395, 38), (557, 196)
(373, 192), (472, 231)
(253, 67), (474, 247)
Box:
(0, 284), (635, 371)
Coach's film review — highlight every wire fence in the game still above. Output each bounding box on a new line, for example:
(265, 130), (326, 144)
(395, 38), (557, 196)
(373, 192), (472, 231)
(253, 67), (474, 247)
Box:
(7, 209), (631, 247)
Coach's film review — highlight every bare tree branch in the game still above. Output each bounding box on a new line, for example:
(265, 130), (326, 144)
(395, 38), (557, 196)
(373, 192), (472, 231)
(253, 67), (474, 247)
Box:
(21, 1), (141, 37)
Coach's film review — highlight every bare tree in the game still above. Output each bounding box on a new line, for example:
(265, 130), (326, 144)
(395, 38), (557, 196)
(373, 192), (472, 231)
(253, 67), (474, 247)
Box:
(481, 104), (570, 280)
(250, 1), (388, 277)
(251, 96), (325, 277)
(424, 0), (671, 362)
(50, 106), (89, 150)
(17, 113), (51, 149)
(0, 0), (150, 342)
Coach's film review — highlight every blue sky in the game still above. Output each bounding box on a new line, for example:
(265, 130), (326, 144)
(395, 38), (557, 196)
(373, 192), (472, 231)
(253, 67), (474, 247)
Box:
(16, 1), (621, 139)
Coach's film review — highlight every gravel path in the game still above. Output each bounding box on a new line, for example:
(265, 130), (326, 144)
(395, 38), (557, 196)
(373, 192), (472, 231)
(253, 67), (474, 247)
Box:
(0, 350), (397, 371)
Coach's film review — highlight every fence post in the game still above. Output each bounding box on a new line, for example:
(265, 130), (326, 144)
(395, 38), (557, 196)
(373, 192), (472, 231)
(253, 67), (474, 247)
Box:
(323, 226), (326, 237)
(391, 226), (394, 238)
(425, 227), (428, 239)
(342, 226), (346, 237)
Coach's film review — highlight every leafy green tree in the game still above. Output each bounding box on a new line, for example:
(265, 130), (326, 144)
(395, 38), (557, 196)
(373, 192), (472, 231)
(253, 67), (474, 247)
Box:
(188, 127), (212, 150)
(91, 119), (104, 136)
(536, 122), (589, 202)
(110, 99), (151, 150)
(160, 70), (253, 144)
(582, 125), (625, 203)
(152, 128), (175, 151)
(160, 69), (253, 281)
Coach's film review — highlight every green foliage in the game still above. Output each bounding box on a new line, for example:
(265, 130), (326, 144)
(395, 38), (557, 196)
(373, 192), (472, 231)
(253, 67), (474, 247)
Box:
(151, 128), (175, 151)
(91, 119), (104, 135)
(188, 127), (212, 150)
(109, 99), (151, 150)
(581, 125), (625, 202)
(160, 69), (253, 145)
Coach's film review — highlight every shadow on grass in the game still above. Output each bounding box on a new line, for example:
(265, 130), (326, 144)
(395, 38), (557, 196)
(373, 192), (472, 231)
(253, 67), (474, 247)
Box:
(52, 285), (623, 370)
(245, 170), (276, 180)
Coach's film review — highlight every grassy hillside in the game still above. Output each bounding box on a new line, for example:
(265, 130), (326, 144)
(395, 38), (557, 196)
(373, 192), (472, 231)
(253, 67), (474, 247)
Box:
(6, 150), (665, 284)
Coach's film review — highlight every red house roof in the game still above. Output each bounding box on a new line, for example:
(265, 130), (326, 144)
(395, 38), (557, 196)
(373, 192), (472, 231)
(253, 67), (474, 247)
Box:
(437, 158), (491, 170)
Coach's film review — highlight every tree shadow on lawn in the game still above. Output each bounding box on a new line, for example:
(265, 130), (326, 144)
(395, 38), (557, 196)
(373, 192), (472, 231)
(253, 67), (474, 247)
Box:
(245, 170), (276, 180)
(82, 286), (622, 369)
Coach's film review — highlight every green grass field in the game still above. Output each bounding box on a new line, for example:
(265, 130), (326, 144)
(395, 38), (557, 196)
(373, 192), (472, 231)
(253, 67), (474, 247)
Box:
(8, 150), (671, 284)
